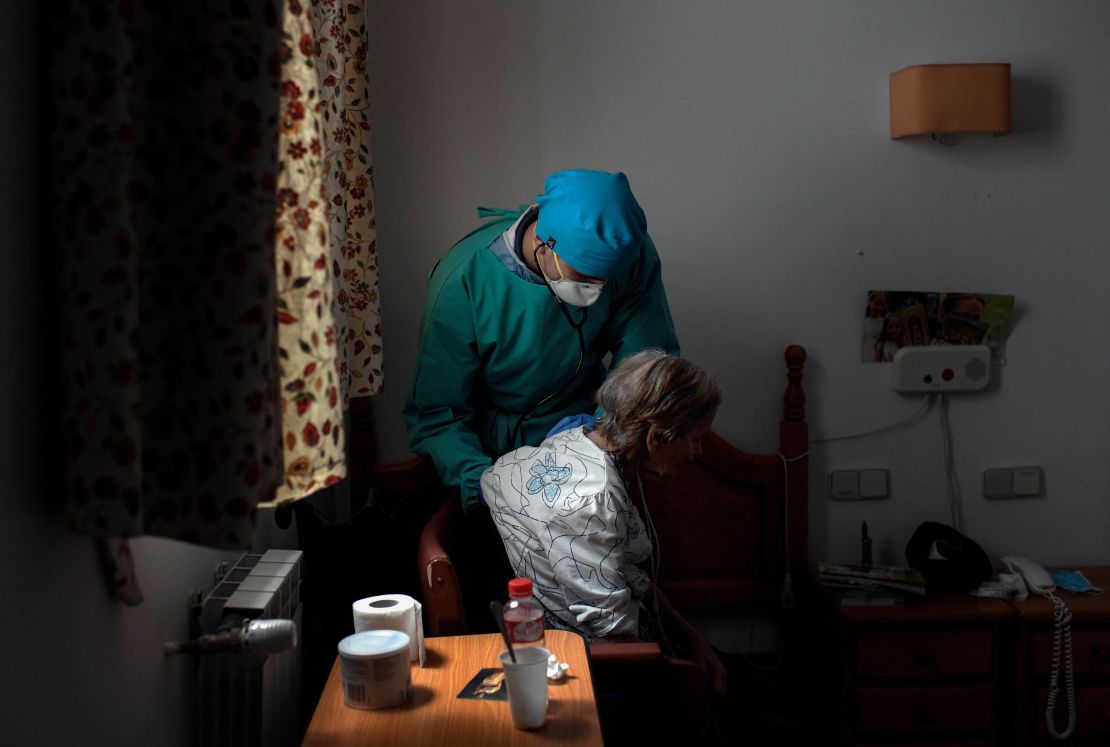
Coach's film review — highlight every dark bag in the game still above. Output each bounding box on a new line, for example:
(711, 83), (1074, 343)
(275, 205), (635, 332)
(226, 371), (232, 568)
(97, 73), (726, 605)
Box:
(905, 521), (992, 591)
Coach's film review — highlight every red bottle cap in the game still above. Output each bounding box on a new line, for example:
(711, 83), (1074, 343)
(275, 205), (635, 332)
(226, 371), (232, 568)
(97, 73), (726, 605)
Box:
(508, 578), (533, 598)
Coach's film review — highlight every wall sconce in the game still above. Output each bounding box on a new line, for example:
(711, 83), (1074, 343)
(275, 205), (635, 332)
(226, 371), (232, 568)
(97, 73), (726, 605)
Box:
(889, 63), (1011, 142)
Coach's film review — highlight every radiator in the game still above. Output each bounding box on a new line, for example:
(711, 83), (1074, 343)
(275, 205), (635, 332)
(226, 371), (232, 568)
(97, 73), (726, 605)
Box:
(197, 549), (304, 747)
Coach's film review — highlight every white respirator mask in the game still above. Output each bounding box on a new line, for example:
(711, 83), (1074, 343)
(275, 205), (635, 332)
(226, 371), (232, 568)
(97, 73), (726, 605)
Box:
(540, 246), (605, 308)
(546, 277), (604, 308)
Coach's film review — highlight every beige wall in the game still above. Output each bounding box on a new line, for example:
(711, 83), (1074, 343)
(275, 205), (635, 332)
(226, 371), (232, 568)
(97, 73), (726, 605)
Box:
(366, 0), (1110, 568)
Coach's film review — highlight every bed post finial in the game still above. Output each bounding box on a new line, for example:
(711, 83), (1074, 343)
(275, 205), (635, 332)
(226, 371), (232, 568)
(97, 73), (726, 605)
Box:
(783, 345), (807, 424)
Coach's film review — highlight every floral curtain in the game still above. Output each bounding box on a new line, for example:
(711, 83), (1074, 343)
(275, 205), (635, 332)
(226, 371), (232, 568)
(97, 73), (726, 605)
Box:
(51, 0), (383, 598)
(270, 0), (383, 506)
(52, 1), (286, 553)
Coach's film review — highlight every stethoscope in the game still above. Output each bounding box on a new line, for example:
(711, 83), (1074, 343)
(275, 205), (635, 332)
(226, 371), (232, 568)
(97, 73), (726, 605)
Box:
(507, 237), (588, 447)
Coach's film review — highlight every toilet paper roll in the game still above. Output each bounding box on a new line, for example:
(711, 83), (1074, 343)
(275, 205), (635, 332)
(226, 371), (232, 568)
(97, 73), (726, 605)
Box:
(352, 594), (426, 666)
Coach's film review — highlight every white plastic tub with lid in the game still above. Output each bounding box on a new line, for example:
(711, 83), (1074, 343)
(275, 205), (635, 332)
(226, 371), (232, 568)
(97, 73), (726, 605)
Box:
(337, 629), (412, 710)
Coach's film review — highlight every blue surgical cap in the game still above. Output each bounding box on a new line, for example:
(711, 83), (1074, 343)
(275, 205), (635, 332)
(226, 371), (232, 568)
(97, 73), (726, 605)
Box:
(535, 169), (646, 279)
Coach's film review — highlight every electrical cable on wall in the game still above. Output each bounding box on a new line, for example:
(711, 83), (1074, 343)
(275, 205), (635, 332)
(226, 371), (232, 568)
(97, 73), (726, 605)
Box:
(725, 451), (811, 674)
(812, 393), (972, 529)
(937, 394), (964, 531)
(777, 451), (808, 611)
(811, 394), (934, 444)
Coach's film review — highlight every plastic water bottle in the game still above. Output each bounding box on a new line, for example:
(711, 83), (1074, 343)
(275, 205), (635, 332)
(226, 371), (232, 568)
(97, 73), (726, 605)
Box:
(503, 578), (545, 648)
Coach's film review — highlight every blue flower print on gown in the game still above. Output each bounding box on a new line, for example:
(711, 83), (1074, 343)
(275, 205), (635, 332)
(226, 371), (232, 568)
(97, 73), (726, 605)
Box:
(526, 452), (572, 506)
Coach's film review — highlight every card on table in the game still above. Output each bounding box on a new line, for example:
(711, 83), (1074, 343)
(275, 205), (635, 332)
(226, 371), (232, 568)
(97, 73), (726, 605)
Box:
(457, 667), (507, 700)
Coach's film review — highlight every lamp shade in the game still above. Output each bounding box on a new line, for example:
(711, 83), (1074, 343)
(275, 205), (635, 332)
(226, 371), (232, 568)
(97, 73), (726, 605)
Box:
(889, 63), (1011, 139)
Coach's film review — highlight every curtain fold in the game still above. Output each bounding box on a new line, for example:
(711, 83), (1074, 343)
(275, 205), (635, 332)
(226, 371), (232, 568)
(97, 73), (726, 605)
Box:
(53, 1), (286, 549)
(270, 0), (383, 506)
(52, 0), (384, 560)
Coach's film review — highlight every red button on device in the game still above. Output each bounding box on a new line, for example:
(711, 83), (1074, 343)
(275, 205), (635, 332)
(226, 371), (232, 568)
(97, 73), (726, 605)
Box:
(942, 368), (954, 381)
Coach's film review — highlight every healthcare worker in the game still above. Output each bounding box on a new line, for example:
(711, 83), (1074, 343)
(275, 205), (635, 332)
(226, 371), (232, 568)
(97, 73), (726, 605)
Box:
(404, 169), (679, 514)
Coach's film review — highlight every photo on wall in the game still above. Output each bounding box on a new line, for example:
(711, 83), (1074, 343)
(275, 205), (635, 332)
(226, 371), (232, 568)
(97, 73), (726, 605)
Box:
(861, 290), (1015, 363)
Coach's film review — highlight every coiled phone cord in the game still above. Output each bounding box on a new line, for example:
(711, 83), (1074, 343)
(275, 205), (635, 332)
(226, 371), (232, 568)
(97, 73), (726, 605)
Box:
(1044, 591), (1076, 740)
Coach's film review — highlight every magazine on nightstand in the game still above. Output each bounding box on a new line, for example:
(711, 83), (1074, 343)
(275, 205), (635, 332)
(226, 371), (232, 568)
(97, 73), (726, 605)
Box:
(817, 562), (926, 605)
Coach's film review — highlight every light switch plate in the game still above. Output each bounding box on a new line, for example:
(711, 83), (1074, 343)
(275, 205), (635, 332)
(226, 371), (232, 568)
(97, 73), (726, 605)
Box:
(983, 468), (1013, 498)
(984, 466), (1042, 498)
(859, 469), (890, 498)
(1012, 467), (1042, 496)
(830, 470), (860, 499)
(830, 469), (889, 500)
(892, 345), (991, 392)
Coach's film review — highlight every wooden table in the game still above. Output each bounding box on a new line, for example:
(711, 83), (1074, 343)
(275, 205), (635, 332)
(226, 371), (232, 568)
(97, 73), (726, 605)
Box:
(302, 629), (604, 746)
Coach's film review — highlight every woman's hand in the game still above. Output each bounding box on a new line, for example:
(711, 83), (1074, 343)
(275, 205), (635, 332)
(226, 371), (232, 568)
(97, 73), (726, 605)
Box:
(647, 582), (728, 696)
(685, 628), (728, 697)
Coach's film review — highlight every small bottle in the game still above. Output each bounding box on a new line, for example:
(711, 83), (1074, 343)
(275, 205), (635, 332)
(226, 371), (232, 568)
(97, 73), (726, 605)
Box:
(861, 521), (873, 567)
(503, 578), (545, 649)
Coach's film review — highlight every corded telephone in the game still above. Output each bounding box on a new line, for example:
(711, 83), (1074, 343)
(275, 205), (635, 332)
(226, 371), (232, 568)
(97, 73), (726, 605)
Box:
(1000, 555), (1076, 741)
(1000, 555), (1055, 595)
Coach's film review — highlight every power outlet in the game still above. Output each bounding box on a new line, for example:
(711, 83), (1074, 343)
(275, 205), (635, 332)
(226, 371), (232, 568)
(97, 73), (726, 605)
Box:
(892, 345), (991, 393)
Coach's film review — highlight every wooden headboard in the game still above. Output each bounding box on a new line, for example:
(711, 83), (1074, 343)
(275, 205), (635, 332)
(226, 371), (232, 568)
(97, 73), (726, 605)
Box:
(640, 345), (808, 610)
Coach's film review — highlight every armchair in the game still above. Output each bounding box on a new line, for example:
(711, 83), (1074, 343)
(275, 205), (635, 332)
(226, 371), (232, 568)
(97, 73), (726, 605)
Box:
(388, 346), (810, 735)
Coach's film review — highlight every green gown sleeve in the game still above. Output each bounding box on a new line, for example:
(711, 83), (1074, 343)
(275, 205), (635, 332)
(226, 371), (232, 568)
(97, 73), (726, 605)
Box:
(403, 257), (492, 513)
(404, 210), (526, 512)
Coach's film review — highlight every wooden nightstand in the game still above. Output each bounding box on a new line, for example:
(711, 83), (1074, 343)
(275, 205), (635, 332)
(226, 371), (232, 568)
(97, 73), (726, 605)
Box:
(823, 588), (1013, 746)
(1009, 567), (1110, 746)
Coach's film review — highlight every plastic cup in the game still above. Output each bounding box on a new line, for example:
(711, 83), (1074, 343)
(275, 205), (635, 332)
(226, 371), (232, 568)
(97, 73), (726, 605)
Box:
(498, 646), (550, 729)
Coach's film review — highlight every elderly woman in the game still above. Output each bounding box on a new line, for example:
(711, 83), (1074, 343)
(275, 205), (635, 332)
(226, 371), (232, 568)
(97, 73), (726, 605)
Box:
(480, 349), (727, 694)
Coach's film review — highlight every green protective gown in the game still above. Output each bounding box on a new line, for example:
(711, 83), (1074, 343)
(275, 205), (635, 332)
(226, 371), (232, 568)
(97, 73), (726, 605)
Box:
(403, 207), (679, 512)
